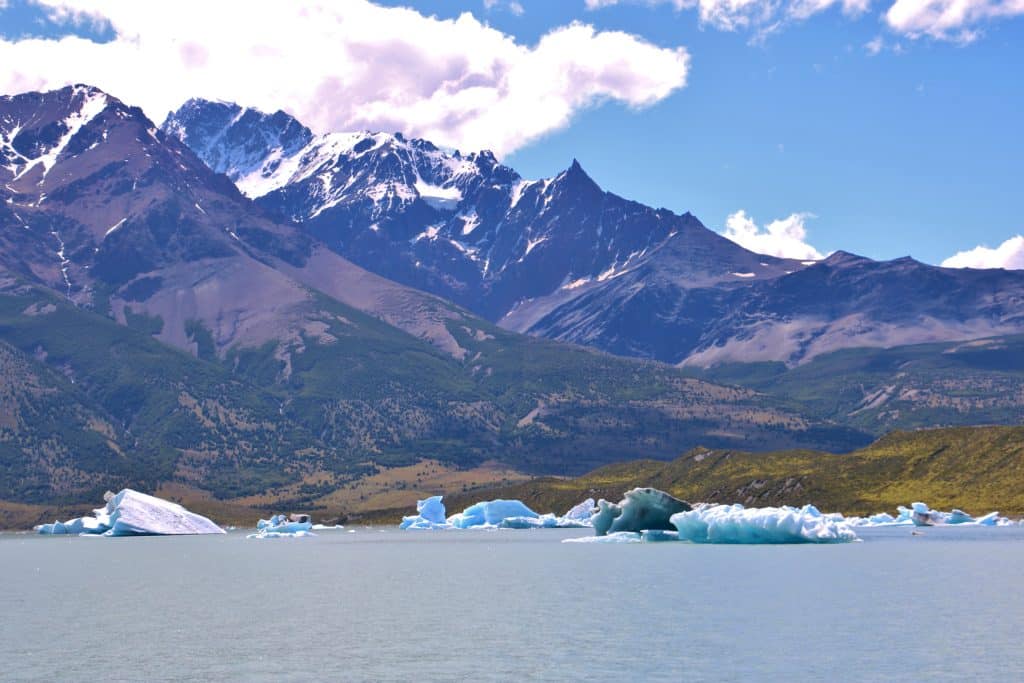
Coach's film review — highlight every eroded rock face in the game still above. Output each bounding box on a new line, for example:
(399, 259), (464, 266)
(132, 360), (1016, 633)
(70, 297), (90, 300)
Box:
(592, 488), (691, 536)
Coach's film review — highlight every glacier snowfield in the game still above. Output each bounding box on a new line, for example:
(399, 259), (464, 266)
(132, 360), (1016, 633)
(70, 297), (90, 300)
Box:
(4, 525), (1024, 682)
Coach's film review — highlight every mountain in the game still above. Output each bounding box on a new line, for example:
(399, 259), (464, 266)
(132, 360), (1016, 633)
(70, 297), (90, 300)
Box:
(163, 100), (1024, 366)
(442, 425), (1024, 520)
(1, 85), (873, 519)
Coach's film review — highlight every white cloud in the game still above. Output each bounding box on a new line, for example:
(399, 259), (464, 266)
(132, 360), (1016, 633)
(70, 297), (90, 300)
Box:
(0, 1), (689, 157)
(721, 210), (826, 260)
(589, 0), (1024, 42)
(885, 0), (1024, 42)
(864, 35), (885, 54)
(585, 0), (868, 35)
(941, 235), (1024, 270)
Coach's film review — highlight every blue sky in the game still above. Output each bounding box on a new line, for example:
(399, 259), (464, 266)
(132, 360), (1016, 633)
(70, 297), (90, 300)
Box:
(1, 0), (1021, 266)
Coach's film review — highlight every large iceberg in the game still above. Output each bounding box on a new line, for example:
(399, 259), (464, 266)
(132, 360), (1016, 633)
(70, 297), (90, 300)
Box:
(670, 503), (859, 544)
(592, 488), (691, 536)
(36, 489), (224, 536)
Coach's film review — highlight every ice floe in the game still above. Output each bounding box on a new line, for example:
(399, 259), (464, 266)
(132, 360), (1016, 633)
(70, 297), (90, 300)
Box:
(36, 489), (224, 537)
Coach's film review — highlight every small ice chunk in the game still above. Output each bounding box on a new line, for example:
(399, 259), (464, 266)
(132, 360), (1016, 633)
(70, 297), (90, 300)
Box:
(255, 514), (313, 534)
(500, 513), (559, 529)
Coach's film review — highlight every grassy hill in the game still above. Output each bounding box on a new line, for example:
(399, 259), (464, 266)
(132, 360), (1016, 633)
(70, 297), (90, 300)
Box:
(443, 425), (1024, 519)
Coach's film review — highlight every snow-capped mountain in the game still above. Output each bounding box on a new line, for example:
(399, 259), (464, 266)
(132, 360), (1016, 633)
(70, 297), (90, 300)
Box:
(0, 85), (492, 360)
(163, 99), (1024, 366)
(163, 99), (803, 323)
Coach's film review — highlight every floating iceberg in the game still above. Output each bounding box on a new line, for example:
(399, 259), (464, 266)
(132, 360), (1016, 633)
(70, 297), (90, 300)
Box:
(559, 498), (596, 527)
(249, 514), (314, 538)
(448, 499), (540, 528)
(400, 496), (450, 530)
(592, 488), (691, 536)
(36, 489), (224, 537)
(398, 496), (597, 530)
(670, 503), (859, 544)
(841, 502), (1009, 527)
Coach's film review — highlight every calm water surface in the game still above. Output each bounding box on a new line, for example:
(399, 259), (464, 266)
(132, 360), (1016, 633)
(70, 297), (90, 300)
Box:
(2, 525), (1023, 682)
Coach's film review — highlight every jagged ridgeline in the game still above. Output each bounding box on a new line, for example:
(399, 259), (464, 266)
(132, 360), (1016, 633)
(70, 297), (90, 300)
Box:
(164, 99), (1024, 367)
(3, 85), (1024, 521)
(0, 86), (868, 515)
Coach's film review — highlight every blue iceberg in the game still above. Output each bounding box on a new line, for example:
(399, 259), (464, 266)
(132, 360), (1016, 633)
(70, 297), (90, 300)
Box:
(670, 503), (859, 544)
(36, 489), (224, 536)
(249, 514), (314, 538)
(398, 496), (598, 530)
(592, 488), (691, 536)
(448, 499), (540, 528)
(400, 496), (449, 529)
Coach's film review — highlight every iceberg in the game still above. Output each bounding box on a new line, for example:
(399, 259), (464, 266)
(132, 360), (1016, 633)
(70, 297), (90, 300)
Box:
(670, 503), (859, 544)
(559, 498), (596, 527)
(399, 496), (449, 530)
(592, 488), (691, 536)
(254, 514), (313, 534)
(36, 489), (224, 536)
(398, 495), (596, 530)
(447, 499), (540, 529)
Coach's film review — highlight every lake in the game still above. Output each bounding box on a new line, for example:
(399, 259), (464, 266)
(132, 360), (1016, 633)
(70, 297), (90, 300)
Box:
(3, 525), (1023, 682)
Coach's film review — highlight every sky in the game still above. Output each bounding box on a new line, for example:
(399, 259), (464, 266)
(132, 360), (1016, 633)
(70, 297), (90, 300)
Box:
(0, 0), (1021, 268)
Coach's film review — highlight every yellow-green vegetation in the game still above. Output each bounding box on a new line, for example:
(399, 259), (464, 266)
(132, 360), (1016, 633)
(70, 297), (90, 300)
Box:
(445, 425), (1024, 519)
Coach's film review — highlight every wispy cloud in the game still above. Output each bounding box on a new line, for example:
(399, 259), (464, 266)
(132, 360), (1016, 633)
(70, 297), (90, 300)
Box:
(0, 0), (690, 157)
(720, 210), (826, 260)
(942, 235), (1024, 270)
(588, 0), (1024, 43)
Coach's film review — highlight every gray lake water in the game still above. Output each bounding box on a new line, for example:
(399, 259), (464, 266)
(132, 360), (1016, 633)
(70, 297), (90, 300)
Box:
(3, 525), (1024, 682)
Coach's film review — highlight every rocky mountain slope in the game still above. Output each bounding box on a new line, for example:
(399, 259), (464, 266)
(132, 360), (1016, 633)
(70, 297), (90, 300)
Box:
(163, 99), (1024, 366)
(1, 85), (872, 512)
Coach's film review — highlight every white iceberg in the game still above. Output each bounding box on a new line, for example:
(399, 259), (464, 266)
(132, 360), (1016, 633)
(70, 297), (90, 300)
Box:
(36, 489), (224, 536)
(670, 503), (859, 544)
(558, 498), (596, 527)
(592, 488), (691, 536)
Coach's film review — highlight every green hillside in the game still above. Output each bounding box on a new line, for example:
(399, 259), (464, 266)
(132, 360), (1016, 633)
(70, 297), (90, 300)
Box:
(448, 425), (1024, 518)
(0, 272), (866, 513)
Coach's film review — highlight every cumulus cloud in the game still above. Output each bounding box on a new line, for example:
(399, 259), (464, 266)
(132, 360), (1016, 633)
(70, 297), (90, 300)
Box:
(585, 0), (868, 35)
(941, 235), (1024, 270)
(721, 210), (826, 260)
(0, 1), (689, 157)
(885, 0), (1024, 42)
